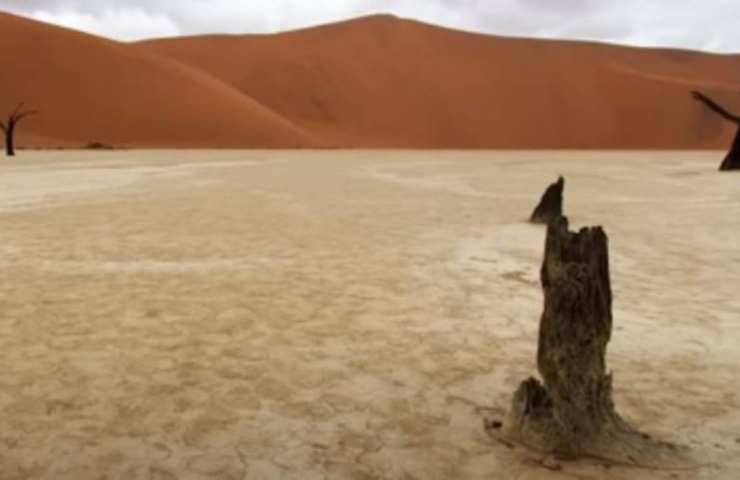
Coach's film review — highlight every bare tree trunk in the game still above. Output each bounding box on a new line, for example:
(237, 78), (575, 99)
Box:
(1, 103), (38, 158)
(529, 176), (564, 224)
(498, 216), (690, 467)
(6, 123), (16, 156)
(719, 127), (740, 171)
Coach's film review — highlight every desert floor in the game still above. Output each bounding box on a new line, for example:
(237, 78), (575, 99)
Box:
(0, 150), (738, 480)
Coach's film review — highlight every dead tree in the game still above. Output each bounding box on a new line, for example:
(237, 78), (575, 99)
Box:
(529, 176), (564, 224)
(691, 90), (740, 171)
(496, 216), (689, 467)
(1, 103), (38, 157)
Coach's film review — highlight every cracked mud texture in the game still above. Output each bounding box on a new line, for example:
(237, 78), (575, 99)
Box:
(0, 150), (738, 479)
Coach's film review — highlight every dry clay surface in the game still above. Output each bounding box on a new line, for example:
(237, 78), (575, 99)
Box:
(0, 151), (738, 479)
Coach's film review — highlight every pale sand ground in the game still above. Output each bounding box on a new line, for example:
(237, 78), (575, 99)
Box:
(0, 150), (738, 480)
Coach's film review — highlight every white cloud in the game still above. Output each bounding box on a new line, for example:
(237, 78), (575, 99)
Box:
(0, 0), (738, 52)
(32, 7), (180, 40)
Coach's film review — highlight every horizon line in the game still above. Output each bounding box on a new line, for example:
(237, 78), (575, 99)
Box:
(3, 9), (739, 56)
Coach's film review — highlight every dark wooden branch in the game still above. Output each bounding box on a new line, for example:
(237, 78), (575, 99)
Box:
(691, 90), (740, 124)
(9, 102), (26, 120)
(691, 91), (740, 170)
(13, 110), (38, 123)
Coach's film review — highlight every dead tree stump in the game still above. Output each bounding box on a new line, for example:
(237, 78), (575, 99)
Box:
(529, 176), (564, 224)
(499, 216), (690, 467)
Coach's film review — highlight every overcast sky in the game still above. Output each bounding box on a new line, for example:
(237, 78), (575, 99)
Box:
(1, 0), (738, 52)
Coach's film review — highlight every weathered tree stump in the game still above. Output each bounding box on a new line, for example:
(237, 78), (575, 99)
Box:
(529, 176), (564, 224)
(497, 216), (690, 467)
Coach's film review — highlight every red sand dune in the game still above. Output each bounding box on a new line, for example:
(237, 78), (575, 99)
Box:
(0, 12), (315, 148)
(3, 11), (740, 149)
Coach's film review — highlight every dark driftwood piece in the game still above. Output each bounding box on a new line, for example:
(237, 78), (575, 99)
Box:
(498, 217), (689, 467)
(691, 90), (740, 171)
(530, 176), (564, 224)
(0, 103), (38, 157)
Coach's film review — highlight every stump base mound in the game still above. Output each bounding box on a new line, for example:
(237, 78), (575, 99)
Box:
(498, 377), (692, 469)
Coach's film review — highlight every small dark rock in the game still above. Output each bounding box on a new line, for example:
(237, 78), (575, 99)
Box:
(484, 418), (503, 430)
(86, 141), (114, 150)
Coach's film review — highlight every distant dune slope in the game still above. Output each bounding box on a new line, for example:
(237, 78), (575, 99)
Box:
(0, 12), (315, 148)
(3, 11), (740, 149)
(139, 15), (740, 149)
